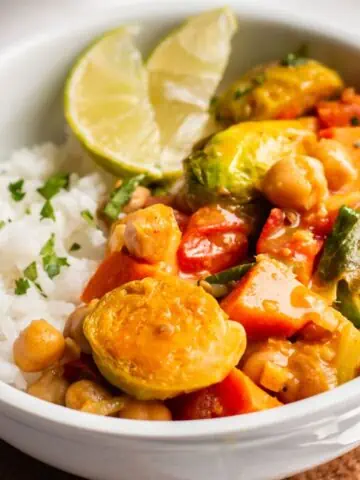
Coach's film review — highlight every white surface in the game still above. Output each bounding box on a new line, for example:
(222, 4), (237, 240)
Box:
(1, 1), (360, 480)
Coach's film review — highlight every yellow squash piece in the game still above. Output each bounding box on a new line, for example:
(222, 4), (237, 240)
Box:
(83, 276), (246, 400)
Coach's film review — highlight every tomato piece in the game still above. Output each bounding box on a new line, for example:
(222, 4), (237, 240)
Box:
(63, 354), (103, 384)
(257, 208), (323, 285)
(81, 251), (172, 302)
(179, 229), (248, 274)
(172, 369), (282, 420)
(317, 88), (360, 128)
(178, 205), (250, 274)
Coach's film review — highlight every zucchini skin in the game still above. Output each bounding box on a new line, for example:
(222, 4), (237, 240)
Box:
(318, 206), (360, 283)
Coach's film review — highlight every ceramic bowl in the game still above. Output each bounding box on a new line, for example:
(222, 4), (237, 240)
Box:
(1, 1), (360, 479)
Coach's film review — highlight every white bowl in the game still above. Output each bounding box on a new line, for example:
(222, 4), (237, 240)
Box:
(2, 1), (360, 479)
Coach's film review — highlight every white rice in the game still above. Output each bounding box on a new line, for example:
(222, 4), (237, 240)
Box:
(0, 137), (111, 389)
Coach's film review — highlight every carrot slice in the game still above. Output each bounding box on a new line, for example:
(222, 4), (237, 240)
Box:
(220, 257), (338, 339)
(82, 251), (170, 302)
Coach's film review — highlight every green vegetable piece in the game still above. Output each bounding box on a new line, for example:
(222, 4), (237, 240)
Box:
(336, 280), (360, 329)
(184, 119), (316, 208)
(37, 173), (70, 200)
(103, 174), (145, 221)
(280, 45), (309, 67)
(40, 234), (69, 279)
(351, 116), (360, 126)
(8, 179), (26, 202)
(204, 262), (255, 285)
(40, 200), (55, 221)
(24, 262), (38, 282)
(0, 220), (5, 230)
(70, 242), (81, 252)
(81, 210), (95, 225)
(216, 57), (343, 125)
(15, 278), (30, 295)
(318, 206), (360, 283)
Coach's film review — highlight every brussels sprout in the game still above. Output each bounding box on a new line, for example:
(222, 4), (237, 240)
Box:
(83, 276), (246, 400)
(216, 59), (343, 125)
(184, 118), (317, 209)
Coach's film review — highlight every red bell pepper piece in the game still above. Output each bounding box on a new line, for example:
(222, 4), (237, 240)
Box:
(257, 208), (323, 285)
(178, 205), (250, 274)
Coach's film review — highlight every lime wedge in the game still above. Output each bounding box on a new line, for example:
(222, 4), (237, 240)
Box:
(148, 7), (238, 178)
(65, 28), (162, 179)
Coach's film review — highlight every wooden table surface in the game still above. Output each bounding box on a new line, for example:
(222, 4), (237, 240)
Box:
(1, 439), (359, 479)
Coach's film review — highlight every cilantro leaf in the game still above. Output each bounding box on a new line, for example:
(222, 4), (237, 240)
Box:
(40, 234), (69, 279)
(43, 255), (69, 279)
(15, 278), (30, 295)
(34, 282), (47, 298)
(81, 210), (95, 226)
(8, 179), (26, 202)
(37, 173), (70, 200)
(40, 200), (55, 221)
(103, 174), (145, 221)
(40, 234), (55, 256)
(24, 261), (38, 282)
(280, 44), (309, 67)
(70, 242), (81, 252)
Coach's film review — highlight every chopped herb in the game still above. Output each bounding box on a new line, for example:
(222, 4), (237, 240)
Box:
(280, 45), (309, 67)
(353, 141), (360, 148)
(40, 234), (69, 279)
(70, 242), (81, 252)
(0, 220), (5, 230)
(40, 234), (56, 257)
(351, 116), (360, 126)
(40, 200), (55, 221)
(15, 278), (30, 295)
(234, 85), (253, 99)
(233, 74), (266, 100)
(37, 173), (70, 200)
(25, 207), (31, 215)
(253, 73), (266, 86)
(24, 261), (38, 282)
(34, 282), (47, 298)
(103, 174), (145, 221)
(81, 209), (95, 225)
(8, 179), (26, 202)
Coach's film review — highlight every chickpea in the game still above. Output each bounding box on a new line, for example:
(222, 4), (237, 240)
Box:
(262, 155), (329, 211)
(107, 222), (126, 255)
(27, 366), (69, 405)
(123, 186), (151, 214)
(13, 320), (65, 373)
(310, 139), (357, 191)
(63, 300), (98, 354)
(119, 399), (172, 421)
(65, 380), (111, 410)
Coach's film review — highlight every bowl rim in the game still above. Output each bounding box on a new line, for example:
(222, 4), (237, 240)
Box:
(1, 1), (360, 440)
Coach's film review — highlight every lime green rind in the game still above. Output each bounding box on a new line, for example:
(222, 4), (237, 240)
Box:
(64, 27), (163, 180)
